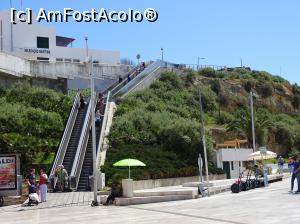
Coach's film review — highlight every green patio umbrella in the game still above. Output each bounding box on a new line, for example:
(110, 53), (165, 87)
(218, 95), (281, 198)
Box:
(113, 158), (146, 179)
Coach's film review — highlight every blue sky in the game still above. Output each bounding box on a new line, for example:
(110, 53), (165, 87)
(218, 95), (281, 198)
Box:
(1, 0), (300, 84)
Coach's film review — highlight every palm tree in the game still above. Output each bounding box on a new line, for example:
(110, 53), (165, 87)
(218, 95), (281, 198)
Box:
(227, 108), (272, 147)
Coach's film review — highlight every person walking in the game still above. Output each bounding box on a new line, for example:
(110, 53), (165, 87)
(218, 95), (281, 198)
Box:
(79, 92), (85, 109)
(288, 157), (294, 174)
(39, 169), (48, 202)
(294, 153), (300, 194)
(277, 156), (284, 174)
(26, 168), (37, 195)
(288, 157), (296, 193)
(55, 165), (68, 192)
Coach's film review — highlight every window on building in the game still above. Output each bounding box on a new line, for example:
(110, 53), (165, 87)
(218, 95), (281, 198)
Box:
(73, 59), (80, 63)
(64, 58), (72, 62)
(56, 58), (63, 62)
(231, 161), (234, 170)
(37, 57), (49, 61)
(93, 60), (99, 64)
(37, 37), (49, 49)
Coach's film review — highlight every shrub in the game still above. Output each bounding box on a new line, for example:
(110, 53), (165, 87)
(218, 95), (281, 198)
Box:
(158, 72), (183, 90)
(218, 94), (230, 107)
(198, 68), (216, 78)
(274, 122), (294, 150)
(242, 80), (256, 92)
(292, 95), (300, 110)
(256, 82), (273, 98)
(215, 111), (235, 125)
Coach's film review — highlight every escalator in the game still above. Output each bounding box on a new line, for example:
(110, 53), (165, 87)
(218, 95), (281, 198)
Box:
(77, 124), (101, 191)
(61, 62), (171, 191)
(61, 104), (89, 175)
(49, 92), (90, 191)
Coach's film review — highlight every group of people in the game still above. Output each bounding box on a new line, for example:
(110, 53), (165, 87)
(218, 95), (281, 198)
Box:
(288, 152), (300, 193)
(118, 62), (147, 85)
(95, 93), (105, 127)
(26, 168), (48, 203)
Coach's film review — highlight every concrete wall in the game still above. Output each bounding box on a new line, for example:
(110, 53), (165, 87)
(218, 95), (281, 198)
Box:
(132, 174), (226, 191)
(0, 52), (131, 80)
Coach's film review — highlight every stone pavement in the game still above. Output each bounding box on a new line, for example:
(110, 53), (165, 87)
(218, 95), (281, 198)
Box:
(1, 191), (94, 212)
(1, 178), (299, 224)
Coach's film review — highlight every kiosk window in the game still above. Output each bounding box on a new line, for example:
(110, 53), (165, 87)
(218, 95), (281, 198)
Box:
(37, 37), (49, 49)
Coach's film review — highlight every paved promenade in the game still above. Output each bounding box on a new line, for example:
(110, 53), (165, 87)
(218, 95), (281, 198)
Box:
(1, 178), (299, 224)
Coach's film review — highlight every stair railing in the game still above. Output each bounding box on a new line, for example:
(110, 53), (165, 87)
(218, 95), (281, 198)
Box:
(109, 67), (139, 96)
(49, 92), (80, 190)
(112, 60), (162, 97)
(121, 65), (163, 98)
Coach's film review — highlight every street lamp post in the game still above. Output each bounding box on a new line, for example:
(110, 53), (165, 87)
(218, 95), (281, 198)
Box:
(85, 37), (98, 206)
(85, 36), (89, 58)
(0, 20), (3, 52)
(10, 0), (13, 52)
(197, 57), (205, 70)
(136, 54), (141, 65)
(250, 91), (256, 153)
(161, 48), (164, 61)
(199, 90), (210, 196)
(90, 56), (99, 206)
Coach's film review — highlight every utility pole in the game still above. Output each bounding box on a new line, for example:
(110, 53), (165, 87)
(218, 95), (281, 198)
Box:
(85, 36), (98, 206)
(199, 90), (210, 196)
(0, 20), (3, 52)
(250, 91), (256, 153)
(90, 56), (98, 206)
(10, 0), (14, 52)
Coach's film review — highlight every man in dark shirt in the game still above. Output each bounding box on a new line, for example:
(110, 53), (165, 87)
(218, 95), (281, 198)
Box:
(26, 168), (37, 194)
(294, 153), (300, 193)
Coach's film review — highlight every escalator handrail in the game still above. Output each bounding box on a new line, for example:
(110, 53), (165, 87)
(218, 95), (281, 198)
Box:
(109, 67), (138, 96)
(69, 97), (93, 189)
(122, 65), (162, 98)
(50, 92), (80, 179)
(112, 61), (161, 97)
(96, 91), (111, 169)
(103, 67), (136, 95)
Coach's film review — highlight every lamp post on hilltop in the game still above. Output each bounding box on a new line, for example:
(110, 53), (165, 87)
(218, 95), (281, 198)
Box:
(136, 54), (141, 65)
(161, 47), (164, 61)
(85, 36), (89, 58)
(197, 57), (205, 70)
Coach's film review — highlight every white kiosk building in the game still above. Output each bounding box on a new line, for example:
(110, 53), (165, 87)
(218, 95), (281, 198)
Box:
(213, 139), (253, 179)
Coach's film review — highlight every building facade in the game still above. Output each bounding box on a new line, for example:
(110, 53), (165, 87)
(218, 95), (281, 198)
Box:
(0, 11), (120, 64)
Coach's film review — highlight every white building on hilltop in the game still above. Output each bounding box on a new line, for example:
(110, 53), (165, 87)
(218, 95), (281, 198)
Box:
(0, 11), (120, 64)
(0, 11), (132, 92)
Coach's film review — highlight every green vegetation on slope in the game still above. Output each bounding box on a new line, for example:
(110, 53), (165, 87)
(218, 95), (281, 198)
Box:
(0, 83), (73, 173)
(104, 69), (300, 181)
